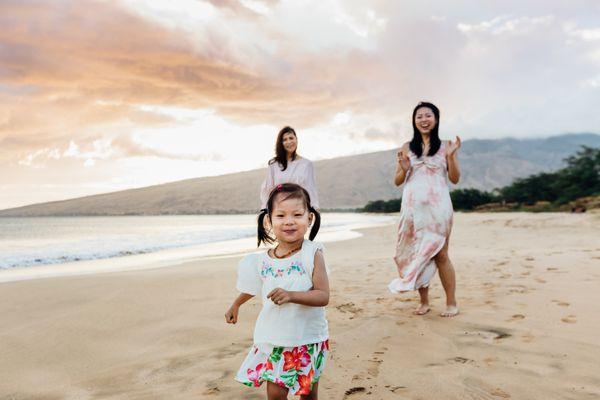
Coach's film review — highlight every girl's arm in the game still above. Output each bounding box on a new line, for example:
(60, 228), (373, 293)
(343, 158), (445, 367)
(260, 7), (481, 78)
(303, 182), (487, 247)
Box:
(446, 138), (461, 184)
(225, 293), (254, 324)
(267, 250), (329, 307)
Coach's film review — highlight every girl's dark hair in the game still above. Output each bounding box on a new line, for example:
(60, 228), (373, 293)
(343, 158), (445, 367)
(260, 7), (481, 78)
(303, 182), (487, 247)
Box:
(269, 126), (297, 171)
(410, 102), (441, 158)
(257, 183), (321, 247)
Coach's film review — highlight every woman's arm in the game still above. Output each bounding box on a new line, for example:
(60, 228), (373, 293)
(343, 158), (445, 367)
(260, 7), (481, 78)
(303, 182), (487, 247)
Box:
(394, 143), (411, 186)
(225, 293), (254, 324)
(267, 250), (329, 307)
(446, 138), (461, 184)
(306, 161), (320, 210)
(260, 163), (275, 209)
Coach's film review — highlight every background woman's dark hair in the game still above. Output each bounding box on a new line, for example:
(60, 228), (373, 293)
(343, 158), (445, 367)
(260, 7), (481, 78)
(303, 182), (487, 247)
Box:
(257, 183), (320, 247)
(269, 126), (297, 171)
(410, 102), (441, 158)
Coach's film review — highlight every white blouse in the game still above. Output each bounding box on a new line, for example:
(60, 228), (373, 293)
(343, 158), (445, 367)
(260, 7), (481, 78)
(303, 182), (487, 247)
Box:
(236, 240), (329, 348)
(260, 157), (320, 210)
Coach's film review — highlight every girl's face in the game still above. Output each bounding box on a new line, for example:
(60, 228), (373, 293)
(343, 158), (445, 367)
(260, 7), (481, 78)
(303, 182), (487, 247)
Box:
(282, 132), (297, 155)
(414, 107), (437, 135)
(269, 194), (311, 244)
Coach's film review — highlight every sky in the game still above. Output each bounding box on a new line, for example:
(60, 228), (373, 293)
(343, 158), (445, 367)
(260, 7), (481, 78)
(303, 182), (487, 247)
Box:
(1, 0), (600, 209)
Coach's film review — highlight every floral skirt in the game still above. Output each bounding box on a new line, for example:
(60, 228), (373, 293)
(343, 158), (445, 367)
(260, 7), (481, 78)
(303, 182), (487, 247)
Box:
(235, 340), (329, 396)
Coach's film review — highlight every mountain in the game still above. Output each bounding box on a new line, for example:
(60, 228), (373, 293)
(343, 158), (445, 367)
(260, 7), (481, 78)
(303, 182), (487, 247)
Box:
(1, 133), (598, 216)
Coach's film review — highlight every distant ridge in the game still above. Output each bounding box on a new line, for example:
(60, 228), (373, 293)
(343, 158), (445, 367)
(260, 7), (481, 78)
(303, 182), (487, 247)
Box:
(1, 133), (598, 216)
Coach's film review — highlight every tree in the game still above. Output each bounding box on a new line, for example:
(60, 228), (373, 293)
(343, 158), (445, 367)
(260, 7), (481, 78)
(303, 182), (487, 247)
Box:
(450, 189), (497, 210)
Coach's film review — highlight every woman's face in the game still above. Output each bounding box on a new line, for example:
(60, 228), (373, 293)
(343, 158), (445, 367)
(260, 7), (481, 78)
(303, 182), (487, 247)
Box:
(414, 107), (437, 135)
(282, 132), (297, 155)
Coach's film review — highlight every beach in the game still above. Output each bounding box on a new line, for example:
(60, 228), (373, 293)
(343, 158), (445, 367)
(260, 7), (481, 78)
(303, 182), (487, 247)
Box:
(1, 212), (600, 399)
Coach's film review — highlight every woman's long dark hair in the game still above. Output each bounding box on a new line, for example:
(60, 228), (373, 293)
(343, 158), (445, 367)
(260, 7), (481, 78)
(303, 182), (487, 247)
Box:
(410, 102), (441, 158)
(269, 126), (297, 171)
(257, 183), (320, 247)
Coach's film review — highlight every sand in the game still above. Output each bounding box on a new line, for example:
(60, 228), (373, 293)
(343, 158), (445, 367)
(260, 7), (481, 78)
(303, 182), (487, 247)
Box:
(1, 212), (600, 399)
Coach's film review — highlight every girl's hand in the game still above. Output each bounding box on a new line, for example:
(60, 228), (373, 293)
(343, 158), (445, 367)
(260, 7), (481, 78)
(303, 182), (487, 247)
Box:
(448, 136), (461, 157)
(397, 149), (411, 172)
(225, 304), (239, 324)
(267, 288), (293, 305)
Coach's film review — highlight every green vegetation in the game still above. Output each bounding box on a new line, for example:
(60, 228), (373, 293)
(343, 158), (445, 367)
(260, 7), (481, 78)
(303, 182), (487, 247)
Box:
(360, 146), (600, 213)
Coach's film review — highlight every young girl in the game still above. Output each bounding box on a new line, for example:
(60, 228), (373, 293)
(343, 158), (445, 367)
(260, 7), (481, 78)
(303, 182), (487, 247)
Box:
(225, 183), (329, 400)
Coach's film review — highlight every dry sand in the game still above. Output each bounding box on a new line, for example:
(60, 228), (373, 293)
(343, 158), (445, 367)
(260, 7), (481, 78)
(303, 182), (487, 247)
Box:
(1, 212), (600, 399)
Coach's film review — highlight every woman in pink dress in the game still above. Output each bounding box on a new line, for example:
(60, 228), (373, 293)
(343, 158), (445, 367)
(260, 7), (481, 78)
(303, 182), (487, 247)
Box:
(389, 102), (461, 317)
(260, 126), (320, 210)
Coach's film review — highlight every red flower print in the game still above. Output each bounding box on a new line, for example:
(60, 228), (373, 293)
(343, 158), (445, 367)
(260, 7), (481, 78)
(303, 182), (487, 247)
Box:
(296, 368), (315, 395)
(247, 362), (267, 386)
(282, 346), (310, 371)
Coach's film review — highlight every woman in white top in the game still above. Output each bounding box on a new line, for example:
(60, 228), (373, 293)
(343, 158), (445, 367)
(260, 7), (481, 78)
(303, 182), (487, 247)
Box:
(260, 126), (320, 210)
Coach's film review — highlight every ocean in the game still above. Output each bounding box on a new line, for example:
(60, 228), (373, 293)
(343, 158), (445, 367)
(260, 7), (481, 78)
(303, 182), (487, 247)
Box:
(0, 213), (395, 271)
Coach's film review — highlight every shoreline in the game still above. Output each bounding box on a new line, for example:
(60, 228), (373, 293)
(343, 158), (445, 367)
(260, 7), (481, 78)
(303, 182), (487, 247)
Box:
(0, 216), (396, 284)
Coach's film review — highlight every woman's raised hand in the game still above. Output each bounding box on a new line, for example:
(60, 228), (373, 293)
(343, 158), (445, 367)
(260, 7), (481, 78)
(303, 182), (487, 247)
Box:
(447, 136), (461, 157)
(397, 149), (411, 172)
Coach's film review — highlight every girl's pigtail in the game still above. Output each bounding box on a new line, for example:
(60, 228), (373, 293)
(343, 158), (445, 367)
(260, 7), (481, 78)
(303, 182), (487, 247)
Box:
(257, 209), (274, 247)
(308, 206), (321, 241)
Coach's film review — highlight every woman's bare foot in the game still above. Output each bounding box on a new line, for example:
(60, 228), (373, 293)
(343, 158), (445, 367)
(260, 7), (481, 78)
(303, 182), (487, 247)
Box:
(413, 303), (431, 315)
(440, 305), (459, 317)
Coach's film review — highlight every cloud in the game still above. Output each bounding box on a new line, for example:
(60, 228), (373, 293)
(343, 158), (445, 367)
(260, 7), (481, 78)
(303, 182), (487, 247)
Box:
(1, 0), (600, 208)
(457, 16), (555, 35)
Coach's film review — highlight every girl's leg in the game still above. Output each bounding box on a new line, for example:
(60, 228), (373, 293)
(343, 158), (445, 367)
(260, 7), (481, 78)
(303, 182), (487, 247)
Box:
(300, 382), (318, 400)
(267, 381), (289, 400)
(413, 286), (430, 315)
(434, 237), (459, 317)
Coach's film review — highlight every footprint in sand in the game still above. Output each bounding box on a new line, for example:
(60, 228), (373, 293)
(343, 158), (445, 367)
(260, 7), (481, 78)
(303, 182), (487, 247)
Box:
(462, 326), (511, 343)
(535, 278), (547, 284)
(367, 345), (388, 378)
(385, 385), (406, 393)
(520, 272), (531, 276)
(508, 288), (528, 294)
(483, 356), (499, 366)
(552, 300), (570, 307)
(336, 302), (363, 317)
(561, 315), (577, 323)
(491, 388), (511, 398)
(525, 256), (535, 261)
(448, 356), (475, 365)
(521, 332), (535, 343)
(508, 314), (525, 322)
(344, 387), (366, 398)
(203, 385), (220, 395)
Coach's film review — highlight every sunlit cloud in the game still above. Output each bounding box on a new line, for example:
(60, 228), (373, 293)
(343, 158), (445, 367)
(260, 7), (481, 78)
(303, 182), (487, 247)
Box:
(1, 0), (599, 209)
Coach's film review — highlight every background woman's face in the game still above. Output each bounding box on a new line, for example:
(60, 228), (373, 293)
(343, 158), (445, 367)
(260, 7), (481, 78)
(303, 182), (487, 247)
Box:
(414, 107), (437, 135)
(282, 132), (297, 154)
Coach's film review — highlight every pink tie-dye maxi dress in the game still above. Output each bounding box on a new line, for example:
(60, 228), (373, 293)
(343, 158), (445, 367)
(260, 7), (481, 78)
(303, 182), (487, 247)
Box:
(389, 142), (453, 293)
